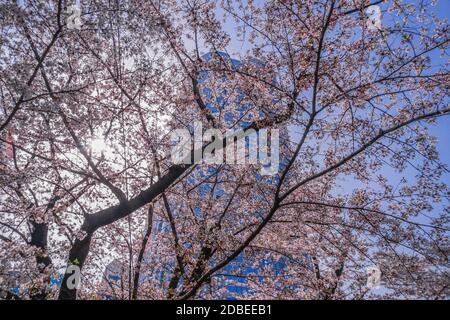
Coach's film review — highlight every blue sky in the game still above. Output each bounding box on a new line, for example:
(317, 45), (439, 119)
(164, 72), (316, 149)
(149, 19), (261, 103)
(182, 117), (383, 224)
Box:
(218, 0), (449, 206)
(414, 0), (449, 186)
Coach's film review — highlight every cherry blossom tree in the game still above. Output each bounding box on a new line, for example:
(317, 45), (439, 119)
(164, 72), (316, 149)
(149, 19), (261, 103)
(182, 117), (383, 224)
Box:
(0, 0), (449, 300)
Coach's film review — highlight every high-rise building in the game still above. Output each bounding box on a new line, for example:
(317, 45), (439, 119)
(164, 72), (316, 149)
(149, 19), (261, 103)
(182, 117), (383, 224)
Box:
(101, 52), (310, 299)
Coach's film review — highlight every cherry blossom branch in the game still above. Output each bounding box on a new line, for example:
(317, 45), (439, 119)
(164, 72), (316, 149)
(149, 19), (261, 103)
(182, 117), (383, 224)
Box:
(280, 107), (450, 202)
(0, 0), (63, 132)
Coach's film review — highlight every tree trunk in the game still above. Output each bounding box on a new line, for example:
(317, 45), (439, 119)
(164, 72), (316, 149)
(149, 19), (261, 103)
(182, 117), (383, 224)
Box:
(29, 221), (52, 300)
(57, 164), (190, 299)
(57, 222), (94, 300)
(132, 205), (153, 300)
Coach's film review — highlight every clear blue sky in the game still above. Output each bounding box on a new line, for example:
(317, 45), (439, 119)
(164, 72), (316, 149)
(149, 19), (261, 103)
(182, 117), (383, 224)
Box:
(218, 0), (449, 189)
